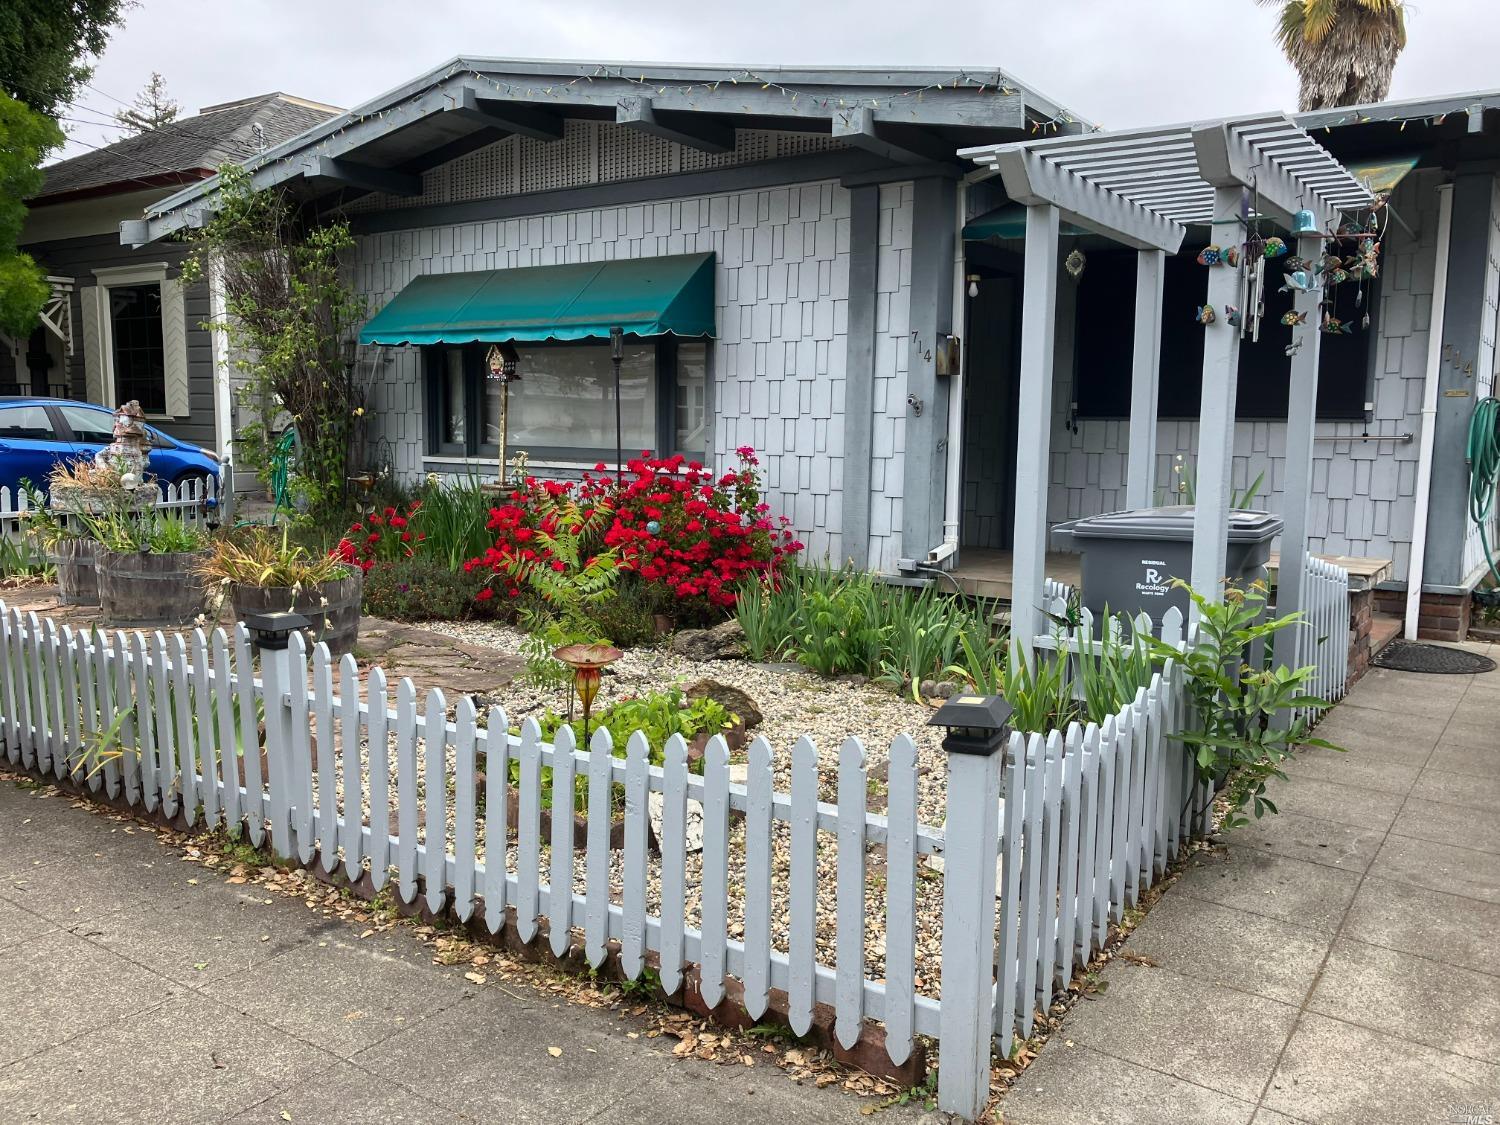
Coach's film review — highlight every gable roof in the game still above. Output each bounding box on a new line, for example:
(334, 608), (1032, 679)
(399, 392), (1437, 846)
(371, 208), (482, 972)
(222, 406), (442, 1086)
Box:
(34, 93), (341, 205)
(124, 57), (1094, 245)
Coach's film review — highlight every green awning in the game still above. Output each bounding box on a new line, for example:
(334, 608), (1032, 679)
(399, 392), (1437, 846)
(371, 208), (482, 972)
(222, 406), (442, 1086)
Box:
(1343, 154), (1421, 196)
(963, 203), (1090, 241)
(359, 251), (716, 345)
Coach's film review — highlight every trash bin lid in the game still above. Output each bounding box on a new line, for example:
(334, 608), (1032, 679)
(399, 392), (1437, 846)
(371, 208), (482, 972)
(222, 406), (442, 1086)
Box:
(1059, 505), (1283, 543)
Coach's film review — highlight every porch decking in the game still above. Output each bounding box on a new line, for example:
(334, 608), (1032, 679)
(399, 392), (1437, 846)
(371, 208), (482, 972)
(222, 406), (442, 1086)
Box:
(950, 550), (1080, 600)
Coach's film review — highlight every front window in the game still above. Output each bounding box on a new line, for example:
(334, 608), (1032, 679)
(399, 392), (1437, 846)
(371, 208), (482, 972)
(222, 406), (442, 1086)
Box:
(428, 338), (708, 462)
(106, 283), (166, 415)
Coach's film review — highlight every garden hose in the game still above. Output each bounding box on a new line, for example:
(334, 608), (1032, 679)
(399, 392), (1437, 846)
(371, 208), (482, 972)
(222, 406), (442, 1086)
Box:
(269, 427), (298, 524)
(1469, 396), (1500, 584)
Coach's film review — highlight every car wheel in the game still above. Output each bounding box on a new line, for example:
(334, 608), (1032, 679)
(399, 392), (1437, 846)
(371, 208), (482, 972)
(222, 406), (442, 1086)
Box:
(170, 471), (213, 500)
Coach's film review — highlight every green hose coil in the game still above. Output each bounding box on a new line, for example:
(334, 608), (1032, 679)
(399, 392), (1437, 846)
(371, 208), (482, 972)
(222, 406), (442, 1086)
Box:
(270, 427), (298, 523)
(1469, 396), (1500, 584)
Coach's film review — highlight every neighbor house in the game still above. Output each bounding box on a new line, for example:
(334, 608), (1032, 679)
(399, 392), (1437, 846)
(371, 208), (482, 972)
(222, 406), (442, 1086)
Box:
(4, 92), (339, 459)
(122, 62), (1500, 639)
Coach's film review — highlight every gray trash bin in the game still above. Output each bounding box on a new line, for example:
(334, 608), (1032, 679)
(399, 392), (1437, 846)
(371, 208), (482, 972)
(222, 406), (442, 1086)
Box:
(1050, 505), (1283, 622)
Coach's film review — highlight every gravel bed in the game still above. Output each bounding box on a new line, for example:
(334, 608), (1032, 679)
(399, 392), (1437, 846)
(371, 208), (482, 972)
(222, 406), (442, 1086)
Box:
(365, 619), (955, 994)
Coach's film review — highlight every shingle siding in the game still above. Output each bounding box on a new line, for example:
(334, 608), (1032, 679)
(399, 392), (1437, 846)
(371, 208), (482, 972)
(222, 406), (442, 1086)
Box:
(351, 176), (916, 566)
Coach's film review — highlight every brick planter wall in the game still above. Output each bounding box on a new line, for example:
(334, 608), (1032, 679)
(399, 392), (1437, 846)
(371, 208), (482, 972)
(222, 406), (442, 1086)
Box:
(1347, 588), (1374, 683)
(1372, 587), (1474, 642)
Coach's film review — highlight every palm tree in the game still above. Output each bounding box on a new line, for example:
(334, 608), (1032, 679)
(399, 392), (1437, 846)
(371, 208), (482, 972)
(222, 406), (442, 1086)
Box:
(1258, 0), (1409, 111)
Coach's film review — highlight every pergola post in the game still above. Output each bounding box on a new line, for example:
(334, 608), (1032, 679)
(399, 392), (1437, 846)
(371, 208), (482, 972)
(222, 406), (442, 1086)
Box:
(1125, 249), (1166, 509)
(1271, 233), (1327, 677)
(1010, 203), (1061, 657)
(1189, 185), (1248, 602)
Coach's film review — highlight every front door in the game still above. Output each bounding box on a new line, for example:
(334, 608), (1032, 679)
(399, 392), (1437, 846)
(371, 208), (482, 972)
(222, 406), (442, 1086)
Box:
(960, 275), (1022, 550)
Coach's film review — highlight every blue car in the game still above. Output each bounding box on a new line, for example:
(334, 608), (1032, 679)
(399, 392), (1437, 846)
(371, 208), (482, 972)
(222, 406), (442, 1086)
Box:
(0, 397), (221, 497)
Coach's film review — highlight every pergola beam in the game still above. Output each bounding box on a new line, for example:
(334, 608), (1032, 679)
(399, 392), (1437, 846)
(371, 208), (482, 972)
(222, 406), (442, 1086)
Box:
(1191, 120), (1343, 227)
(616, 95), (734, 153)
(994, 148), (1186, 253)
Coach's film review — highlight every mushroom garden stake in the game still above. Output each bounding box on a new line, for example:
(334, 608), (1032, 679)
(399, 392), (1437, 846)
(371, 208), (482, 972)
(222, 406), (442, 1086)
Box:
(552, 643), (623, 743)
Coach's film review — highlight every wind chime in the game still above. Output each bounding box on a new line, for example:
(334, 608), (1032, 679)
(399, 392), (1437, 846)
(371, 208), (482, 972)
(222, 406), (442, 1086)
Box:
(1193, 184), (1273, 342)
(486, 342), (522, 485)
(1194, 186), (1386, 360)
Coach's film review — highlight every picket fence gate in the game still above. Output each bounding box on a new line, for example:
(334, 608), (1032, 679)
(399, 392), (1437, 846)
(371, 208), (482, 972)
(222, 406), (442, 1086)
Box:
(0, 477), (225, 547)
(1295, 556), (1350, 718)
(0, 601), (1205, 1120)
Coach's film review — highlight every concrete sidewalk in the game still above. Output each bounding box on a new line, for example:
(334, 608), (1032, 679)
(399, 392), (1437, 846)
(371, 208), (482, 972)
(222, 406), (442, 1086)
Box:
(0, 781), (912, 1125)
(1001, 641), (1500, 1125)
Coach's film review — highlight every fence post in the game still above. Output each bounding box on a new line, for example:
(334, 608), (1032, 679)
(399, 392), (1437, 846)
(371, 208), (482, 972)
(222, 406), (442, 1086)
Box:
(933, 695), (1011, 1122)
(244, 611), (309, 860)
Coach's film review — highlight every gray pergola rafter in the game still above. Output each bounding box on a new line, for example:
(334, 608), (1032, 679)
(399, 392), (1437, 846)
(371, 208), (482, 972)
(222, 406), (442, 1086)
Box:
(960, 113), (1372, 654)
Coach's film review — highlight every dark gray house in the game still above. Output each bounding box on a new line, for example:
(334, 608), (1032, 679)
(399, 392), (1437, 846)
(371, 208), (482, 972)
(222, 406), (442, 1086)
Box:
(123, 63), (1500, 639)
(6, 93), (339, 454)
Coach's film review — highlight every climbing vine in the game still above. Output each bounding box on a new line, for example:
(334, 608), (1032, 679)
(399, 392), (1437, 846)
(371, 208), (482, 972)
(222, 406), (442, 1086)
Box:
(181, 164), (368, 521)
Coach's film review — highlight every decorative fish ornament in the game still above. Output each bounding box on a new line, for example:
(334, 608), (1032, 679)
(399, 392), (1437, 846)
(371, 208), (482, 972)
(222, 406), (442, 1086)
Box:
(1197, 245), (1222, 267)
(1263, 237), (1288, 259)
(1281, 310), (1308, 327)
(1196, 304), (1216, 325)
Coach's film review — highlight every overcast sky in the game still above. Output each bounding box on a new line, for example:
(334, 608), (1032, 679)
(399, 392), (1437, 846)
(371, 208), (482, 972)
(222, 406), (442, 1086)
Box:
(55, 0), (1500, 159)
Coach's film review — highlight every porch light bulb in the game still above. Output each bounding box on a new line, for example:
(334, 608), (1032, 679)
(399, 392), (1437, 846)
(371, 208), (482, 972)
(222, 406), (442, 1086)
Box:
(968, 279), (979, 297)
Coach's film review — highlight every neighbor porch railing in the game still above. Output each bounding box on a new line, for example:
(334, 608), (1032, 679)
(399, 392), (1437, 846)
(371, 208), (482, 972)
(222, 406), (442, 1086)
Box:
(0, 602), (1205, 1120)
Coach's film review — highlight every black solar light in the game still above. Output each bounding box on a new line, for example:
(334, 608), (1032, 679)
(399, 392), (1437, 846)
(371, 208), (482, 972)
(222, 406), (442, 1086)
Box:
(927, 693), (1013, 756)
(242, 610), (311, 651)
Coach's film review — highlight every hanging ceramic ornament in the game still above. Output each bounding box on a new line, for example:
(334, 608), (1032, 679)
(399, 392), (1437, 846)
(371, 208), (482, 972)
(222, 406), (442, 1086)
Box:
(1321, 316), (1353, 335)
(1196, 304), (1216, 325)
(1065, 248), (1087, 280)
(1223, 246), (1241, 268)
(1281, 270), (1316, 293)
(1263, 237), (1288, 259)
(1225, 305), (1242, 327)
(1197, 245), (1222, 267)
(1281, 310), (1308, 327)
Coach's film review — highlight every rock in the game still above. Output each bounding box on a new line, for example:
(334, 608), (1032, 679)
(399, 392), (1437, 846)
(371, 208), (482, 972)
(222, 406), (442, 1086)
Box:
(685, 679), (763, 730)
(670, 619), (746, 660)
(648, 790), (704, 853)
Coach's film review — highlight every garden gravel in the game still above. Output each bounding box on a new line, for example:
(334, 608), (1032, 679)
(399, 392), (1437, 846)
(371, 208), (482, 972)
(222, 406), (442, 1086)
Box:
(400, 620), (956, 993)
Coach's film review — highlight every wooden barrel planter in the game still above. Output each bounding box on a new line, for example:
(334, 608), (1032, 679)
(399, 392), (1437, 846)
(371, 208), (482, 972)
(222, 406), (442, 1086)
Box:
(97, 549), (210, 628)
(52, 538), (100, 606)
(229, 569), (363, 656)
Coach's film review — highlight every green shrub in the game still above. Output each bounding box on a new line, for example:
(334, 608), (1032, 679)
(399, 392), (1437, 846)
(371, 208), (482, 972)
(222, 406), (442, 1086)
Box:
(736, 564), (1007, 696)
(362, 558), (494, 622)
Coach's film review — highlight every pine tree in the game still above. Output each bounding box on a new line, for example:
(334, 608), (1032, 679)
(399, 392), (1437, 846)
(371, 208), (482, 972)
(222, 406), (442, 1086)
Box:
(114, 72), (180, 137)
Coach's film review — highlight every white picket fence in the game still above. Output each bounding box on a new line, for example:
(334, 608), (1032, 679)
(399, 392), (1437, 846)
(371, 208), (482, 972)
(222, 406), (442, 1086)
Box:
(0, 477), (223, 545)
(1295, 556), (1350, 716)
(0, 602), (1206, 1117)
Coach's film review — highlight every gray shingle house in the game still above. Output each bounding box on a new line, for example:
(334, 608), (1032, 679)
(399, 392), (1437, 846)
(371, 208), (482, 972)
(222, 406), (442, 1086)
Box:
(6, 93), (338, 453)
(123, 62), (1500, 639)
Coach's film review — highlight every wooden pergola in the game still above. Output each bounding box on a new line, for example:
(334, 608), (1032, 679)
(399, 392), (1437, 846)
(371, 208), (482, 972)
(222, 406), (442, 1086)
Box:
(960, 115), (1372, 661)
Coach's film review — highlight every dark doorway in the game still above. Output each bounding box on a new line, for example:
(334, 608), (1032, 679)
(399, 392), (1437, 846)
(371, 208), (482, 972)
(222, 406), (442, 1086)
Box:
(960, 268), (1022, 549)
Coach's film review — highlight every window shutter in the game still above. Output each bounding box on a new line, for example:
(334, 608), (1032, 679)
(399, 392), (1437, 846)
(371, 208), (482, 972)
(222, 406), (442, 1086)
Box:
(78, 286), (107, 405)
(160, 277), (190, 418)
